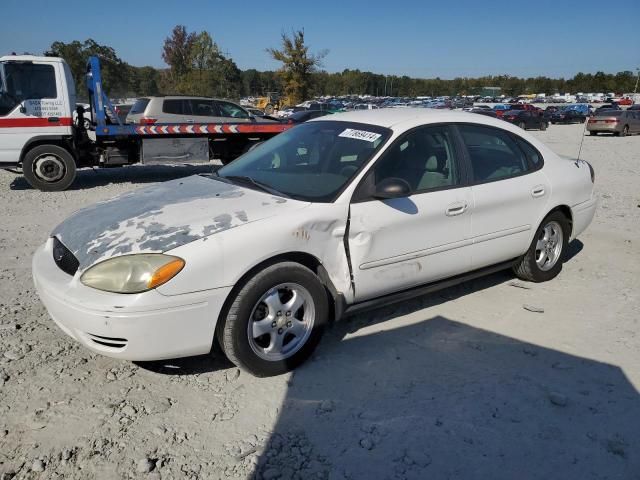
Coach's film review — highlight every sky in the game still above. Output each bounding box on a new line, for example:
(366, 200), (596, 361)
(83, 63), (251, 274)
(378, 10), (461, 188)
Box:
(1, 0), (639, 79)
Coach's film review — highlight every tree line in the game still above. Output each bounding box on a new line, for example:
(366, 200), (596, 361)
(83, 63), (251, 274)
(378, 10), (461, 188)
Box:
(44, 27), (638, 103)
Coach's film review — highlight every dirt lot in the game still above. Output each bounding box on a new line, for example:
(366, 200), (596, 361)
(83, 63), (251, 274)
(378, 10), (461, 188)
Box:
(0, 123), (639, 480)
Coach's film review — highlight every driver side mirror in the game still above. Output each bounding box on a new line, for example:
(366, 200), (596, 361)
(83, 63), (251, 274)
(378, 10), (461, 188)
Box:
(373, 177), (411, 199)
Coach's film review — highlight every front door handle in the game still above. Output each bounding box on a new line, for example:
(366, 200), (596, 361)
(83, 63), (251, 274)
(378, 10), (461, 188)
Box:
(446, 202), (468, 216)
(531, 185), (546, 198)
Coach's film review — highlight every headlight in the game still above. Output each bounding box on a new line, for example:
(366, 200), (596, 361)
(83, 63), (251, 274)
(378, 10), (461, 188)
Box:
(80, 254), (185, 294)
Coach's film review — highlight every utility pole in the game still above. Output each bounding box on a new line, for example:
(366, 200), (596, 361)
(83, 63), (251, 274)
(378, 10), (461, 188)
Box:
(634, 67), (640, 95)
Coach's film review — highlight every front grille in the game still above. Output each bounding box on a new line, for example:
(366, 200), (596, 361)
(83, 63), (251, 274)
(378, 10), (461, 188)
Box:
(86, 333), (128, 349)
(52, 237), (79, 276)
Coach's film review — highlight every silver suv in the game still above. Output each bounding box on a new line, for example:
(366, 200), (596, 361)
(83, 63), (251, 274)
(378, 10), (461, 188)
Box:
(126, 96), (268, 125)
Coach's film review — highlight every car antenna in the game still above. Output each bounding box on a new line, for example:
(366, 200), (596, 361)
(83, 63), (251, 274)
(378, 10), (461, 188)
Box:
(574, 111), (589, 165)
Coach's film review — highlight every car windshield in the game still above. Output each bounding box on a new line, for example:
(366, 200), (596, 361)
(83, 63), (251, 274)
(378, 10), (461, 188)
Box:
(218, 120), (391, 202)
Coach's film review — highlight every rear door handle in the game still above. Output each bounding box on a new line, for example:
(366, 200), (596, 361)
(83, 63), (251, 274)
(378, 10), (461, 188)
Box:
(446, 202), (468, 216)
(531, 185), (546, 198)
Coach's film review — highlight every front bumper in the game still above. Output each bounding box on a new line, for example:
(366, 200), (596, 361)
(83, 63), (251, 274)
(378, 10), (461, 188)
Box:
(32, 239), (231, 361)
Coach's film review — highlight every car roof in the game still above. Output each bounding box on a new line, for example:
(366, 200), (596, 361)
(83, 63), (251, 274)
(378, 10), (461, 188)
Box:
(310, 107), (529, 132)
(0, 55), (66, 63)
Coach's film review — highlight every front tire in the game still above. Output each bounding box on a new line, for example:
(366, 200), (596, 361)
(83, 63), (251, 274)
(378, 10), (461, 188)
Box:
(513, 212), (570, 282)
(217, 262), (328, 377)
(22, 145), (77, 191)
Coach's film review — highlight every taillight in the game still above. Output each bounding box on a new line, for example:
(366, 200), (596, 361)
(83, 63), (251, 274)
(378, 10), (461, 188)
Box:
(140, 117), (157, 125)
(604, 119), (619, 124)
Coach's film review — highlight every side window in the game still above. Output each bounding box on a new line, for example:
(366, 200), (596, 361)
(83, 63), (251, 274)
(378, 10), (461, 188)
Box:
(162, 99), (184, 115)
(373, 126), (461, 193)
(190, 99), (216, 117)
(514, 137), (543, 169)
(459, 125), (528, 183)
(0, 63), (57, 116)
(217, 101), (249, 119)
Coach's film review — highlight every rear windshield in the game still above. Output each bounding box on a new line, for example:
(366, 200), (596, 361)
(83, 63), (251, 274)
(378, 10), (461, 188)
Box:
(129, 98), (150, 115)
(596, 110), (622, 117)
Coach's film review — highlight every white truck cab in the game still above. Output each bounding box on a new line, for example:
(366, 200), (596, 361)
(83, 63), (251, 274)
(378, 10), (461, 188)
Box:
(0, 56), (76, 168)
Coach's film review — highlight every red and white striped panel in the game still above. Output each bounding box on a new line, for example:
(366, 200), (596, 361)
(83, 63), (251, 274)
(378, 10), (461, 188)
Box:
(135, 123), (291, 136)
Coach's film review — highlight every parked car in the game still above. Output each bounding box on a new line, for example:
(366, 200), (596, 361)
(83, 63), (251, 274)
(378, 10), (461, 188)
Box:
(126, 96), (261, 125)
(286, 110), (331, 124)
(587, 110), (640, 136)
(492, 104), (511, 118)
(469, 108), (498, 118)
(628, 104), (640, 111)
(615, 98), (633, 106)
(594, 104), (621, 114)
(549, 109), (587, 124)
(502, 110), (548, 130)
(33, 109), (596, 377)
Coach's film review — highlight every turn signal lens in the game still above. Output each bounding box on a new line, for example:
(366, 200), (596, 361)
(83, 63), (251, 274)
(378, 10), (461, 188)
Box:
(148, 258), (185, 289)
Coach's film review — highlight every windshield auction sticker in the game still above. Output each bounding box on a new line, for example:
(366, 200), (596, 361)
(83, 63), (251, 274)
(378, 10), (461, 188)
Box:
(338, 128), (382, 142)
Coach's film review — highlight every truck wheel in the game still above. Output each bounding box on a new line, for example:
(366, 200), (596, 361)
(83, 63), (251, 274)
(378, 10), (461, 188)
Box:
(22, 145), (77, 192)
(217, 262), (328, 377)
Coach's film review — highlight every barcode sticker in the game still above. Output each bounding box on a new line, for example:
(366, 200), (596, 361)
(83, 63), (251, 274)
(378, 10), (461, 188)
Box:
(338, 128), (382, 142)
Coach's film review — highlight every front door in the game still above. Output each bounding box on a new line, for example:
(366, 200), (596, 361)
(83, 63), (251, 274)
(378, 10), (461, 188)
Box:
(0, 60), (71, 165)
(348, 125), (473, 302)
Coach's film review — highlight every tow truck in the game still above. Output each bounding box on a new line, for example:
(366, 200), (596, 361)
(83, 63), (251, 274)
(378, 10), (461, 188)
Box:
(0, 55), (291, 191)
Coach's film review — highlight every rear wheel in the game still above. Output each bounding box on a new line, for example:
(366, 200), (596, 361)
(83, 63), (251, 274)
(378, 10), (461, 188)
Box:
(513, 211), (570, 282)
(264, 103), (274, 115)
(22, 145), (77, 192)
(540, 122), (547, 131)
(217, 262), (328, 377)
(620, 125), (629, 137)
(518, 121), (526, 129)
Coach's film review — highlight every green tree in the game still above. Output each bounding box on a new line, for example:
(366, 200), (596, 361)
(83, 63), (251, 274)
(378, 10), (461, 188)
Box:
(267, 29), (327, 104)
(46, 39), (129, 97)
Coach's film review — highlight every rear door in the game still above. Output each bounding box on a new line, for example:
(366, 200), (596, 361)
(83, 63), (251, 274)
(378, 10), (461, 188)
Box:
(456, 124), (550, 269)
(159, 99), (191, 123)
(0, 60), (71, 165)
(348, 125), (473, 301)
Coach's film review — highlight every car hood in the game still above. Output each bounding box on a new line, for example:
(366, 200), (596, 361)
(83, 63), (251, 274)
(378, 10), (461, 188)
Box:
(52, 175), (307, 270)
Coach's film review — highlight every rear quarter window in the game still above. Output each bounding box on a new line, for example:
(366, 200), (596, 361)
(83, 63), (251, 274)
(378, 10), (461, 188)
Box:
(129, 98), (150, 115)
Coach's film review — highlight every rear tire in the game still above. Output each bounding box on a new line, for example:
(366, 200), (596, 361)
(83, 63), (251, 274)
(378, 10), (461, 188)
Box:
(217, 262), (328, 377)
(620, 125), (629, 137)
(540, 122), (547, 131)
(513, 211), (570, 283)
(518, 122), (526, 129)
(22, 144), (77, 192)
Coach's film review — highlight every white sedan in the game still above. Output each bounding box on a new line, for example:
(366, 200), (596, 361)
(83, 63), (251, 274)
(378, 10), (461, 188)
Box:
(33, 109), (597, 376)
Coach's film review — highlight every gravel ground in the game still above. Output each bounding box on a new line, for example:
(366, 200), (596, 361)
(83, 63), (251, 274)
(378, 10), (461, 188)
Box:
(0, 123), (639, 479)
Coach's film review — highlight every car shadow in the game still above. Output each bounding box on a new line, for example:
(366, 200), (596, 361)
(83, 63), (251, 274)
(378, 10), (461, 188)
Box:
(9, 164), (218, 191)
(135, 351), (234, 376)
(252, 316), (640, 479)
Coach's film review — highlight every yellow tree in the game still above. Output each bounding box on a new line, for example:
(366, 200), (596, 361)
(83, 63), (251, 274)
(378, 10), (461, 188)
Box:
(267, 29), (327, 105)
